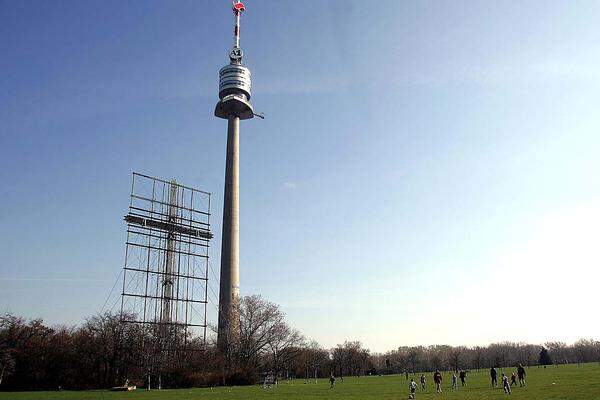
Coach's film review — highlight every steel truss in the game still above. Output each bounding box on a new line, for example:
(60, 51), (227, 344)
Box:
(119, 172), (212, 383)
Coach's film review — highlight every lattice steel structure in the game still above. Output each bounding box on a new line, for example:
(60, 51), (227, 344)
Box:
(119, 172), (212, 359)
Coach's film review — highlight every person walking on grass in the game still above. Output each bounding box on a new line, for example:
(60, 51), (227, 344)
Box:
(408, 378), (417, 399)
(433, 370), (443, 393)
(490, 367), (498, 387)
(517, 364), (526, 387)
(329, 374), (336, 389)
(510, 372), (517, 386)
(451, 372), (458, 389)
(502, 373), (511, 394)
(420, 374), (427, 390)
(459, 370), (467, 386)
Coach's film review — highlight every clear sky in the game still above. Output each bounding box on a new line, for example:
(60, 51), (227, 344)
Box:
(1, 0), (600, 353)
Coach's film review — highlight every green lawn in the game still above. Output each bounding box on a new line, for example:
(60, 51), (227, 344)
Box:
(2, 363), (599, 400)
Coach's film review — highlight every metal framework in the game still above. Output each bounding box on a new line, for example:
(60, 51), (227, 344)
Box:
(119, 172), (212, 357)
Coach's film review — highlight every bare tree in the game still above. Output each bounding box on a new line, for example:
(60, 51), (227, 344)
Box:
(0, 348), (15, 386)
(213, 294), (304, 383)
(427, 345), (450, 371)
(449, 346), (466, 371)
(572, 339), (598, 364)
(236, 296), (283, 368)
(265, 322), (305, 377)
(407, 346), (424, 373)
(470, 346), (484, 371)
(298, 341), (329, 382)
(394, 347), (409, 374)
(331, 341), (371, 377)
(545, 341), (568, 365)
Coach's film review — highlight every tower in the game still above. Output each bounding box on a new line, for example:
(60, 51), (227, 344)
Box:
(215, 1), (254, 349)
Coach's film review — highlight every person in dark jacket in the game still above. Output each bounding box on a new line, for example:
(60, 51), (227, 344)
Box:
(490, 367), (498, 387)
(433, 370), (443, 393)
(420, 374), (426, 390)
(517, 364), (526, 387)
(510, 372), (517, 386)
(459, 370), (467, 386)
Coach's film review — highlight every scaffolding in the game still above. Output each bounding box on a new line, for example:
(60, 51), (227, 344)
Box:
(119, 172), (212, 385)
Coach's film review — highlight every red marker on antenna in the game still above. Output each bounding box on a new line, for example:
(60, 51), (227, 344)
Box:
(233, 1), (245, 13)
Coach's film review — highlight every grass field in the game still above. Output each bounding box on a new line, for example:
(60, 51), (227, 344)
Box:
(2, 363), (599, 400)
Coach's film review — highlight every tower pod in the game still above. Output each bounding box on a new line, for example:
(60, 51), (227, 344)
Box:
(218, 64), (252, 100)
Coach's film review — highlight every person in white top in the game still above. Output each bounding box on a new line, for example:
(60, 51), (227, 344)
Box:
(408, 378), (417, 399)
(502, 373), (511, 394)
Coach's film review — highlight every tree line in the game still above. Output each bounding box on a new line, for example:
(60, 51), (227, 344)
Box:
(1, 295), (599, 390)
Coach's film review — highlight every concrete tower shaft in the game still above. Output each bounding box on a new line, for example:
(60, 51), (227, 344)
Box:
(217, 117), (240, 343)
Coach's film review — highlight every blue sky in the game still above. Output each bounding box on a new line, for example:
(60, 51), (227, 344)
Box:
(1, 0), (600, 352)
